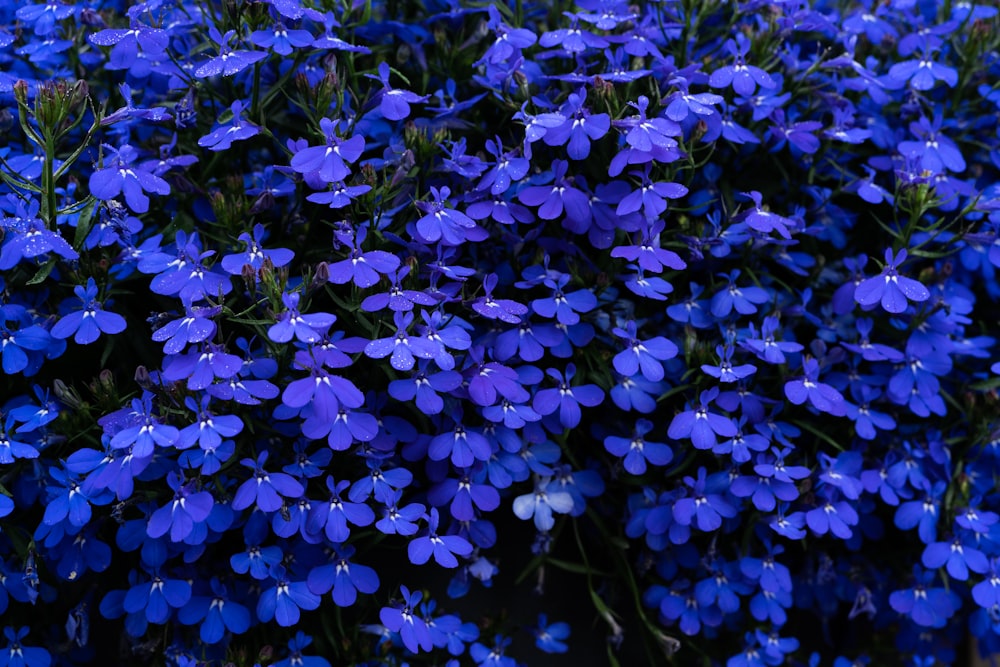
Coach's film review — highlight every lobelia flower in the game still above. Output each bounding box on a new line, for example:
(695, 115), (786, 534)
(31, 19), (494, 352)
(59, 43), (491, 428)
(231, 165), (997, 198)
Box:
(269, 292), (337, 344)
(145, 471), (213, 542)
(101, 83), (172, 125)
(477, 136), (529, 195)
(89, 144), (170, 214)
(887, 46), (958, 91)
(0, 198), (79, 270)
(408, 507), (473, 568)
(616, 167), (689, 219)
(533, 614), (570, 653)
(50, 278), (126, 345)
(271, 632), (332, 667)
(249, 21), (314, 56)
(532, 364), (604, 429)
(388, 362), (463, 414)
(194, 26), (267, 78)
(290, 118), (366, 184)
(108, 393), (179, 457)
(471, 273), (529, 324)
(604, 418), (673, 475)
(307, 544), (380, 607)
(307, 476), (375, 543)
(611, 219), (687, 272)
(197, 100), (259, 152)
(257, 564), (320, 627)
(668, 387), (738, 451)
(889, 567), (958, 628)
(709, 34), (776, 96)
(364, 311), (441, 371)
(220, 223), (294, 275)
(530, 273), (597, 326)
(854, 248), (930, 313)
(380, 586), (433, 653)
(710, 270), (771, 318)
(541, 88), (610, 160)
(734, 190), (795, 239)
(176, 395), (244, 449)
(360, 267), (438, 313)
(518, 159), (591, 223)
(231, 451), (304, 513)
(327, 226), (400, 287)
(122, 569), (191, 624)
(741, 316), (803, 364)
(414, 185), (486, 246)
(897, 113), (966, 175)
(512, 476), (574, 531)
(88, 19), (168, 70)
(612, 320), (679, 382)
(177, 579), (250, 645)
(366, 61), (428, 121)
(0, 627), (50, 667)
(784, 358), (847, 416)
(922, 536), (989, 581)
(701, 345), (757, 383)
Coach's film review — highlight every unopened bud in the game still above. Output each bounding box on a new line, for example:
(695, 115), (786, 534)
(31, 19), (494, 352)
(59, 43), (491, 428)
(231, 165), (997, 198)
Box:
(241, 263), (257, 287)
(99, 369), (114, 391)
(13, 80), (28, 107)
(53, 379), (83, 410)
(249, 191), (275, 214)
(134, 366), (152, 389)
(313, 261), (330, 287)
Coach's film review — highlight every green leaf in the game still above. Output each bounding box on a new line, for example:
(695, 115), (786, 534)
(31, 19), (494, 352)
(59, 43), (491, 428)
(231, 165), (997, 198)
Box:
(72, 197), (98, 250)
(26, 258), (57, 285)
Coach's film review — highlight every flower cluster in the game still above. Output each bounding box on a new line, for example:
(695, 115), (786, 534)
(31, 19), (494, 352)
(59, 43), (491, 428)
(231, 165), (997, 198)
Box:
(0, 0), (999, 666)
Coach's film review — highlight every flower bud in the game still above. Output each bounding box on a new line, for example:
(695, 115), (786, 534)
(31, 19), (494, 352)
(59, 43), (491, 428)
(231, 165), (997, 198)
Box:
(134, 365), (153, 390)
(12, 80), (28, 107)
(53, 379), (84, 410)
(312, 261), (330, 288)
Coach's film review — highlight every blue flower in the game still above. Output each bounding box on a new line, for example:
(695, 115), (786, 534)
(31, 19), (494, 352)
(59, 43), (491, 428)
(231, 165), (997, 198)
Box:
(408, 508), (473, 568)
(667, 387), (738, 451)
(257, 564), (321, 627)
(604, 418), (673, 475)
(197, 100), (260, 152)
(272, 632), (331, 667)
(0, 627), (50, 667)
(854, 248), (930, 313)
(88, 144), (170, 214)
(709, 34), (776, 96)
(194, 26), (267, 78)
(532, 614), (570, 653)
(512, 476), (574, 531)
(177, 579), (250, 644)
(379, 586), (433, 653)
(307, 545), (380, 607)
(50, 278), (126, 345)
